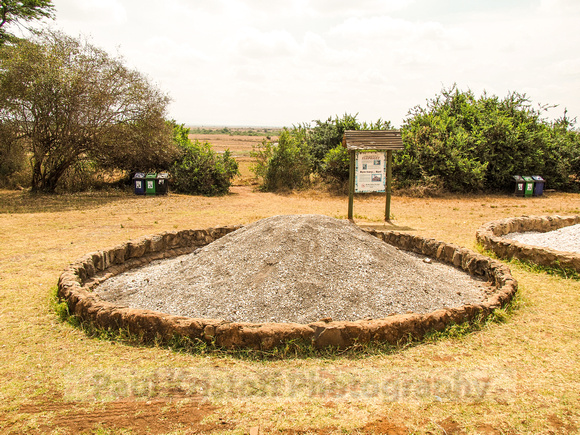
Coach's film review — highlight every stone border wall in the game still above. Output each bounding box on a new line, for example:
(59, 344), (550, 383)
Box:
(58, 225), (517, 350)
(476, 215), (580, 272)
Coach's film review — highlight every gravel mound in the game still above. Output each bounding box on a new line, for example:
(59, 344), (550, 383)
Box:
(503, 223), (580, 254)
(95, 215), (487, 324)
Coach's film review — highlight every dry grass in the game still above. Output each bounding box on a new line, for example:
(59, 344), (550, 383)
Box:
(1, 165), (580, 433)
(188, 132), (278, 184)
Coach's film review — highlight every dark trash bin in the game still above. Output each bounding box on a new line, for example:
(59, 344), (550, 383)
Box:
(532, 175), (545, 196)
(133, 172), (146, 195)
(513, 175), (525, 197)
(155, 173), (169, 195)
(522, 176), (534, 197)
(145, 173), (157, 196)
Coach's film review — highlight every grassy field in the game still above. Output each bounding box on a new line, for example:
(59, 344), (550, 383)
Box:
(188, 130), (278, 185)
(0, 145), (579, 433)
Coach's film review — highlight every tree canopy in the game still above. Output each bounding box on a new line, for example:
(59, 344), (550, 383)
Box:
(0, 0), (54, 44)
(0, 30), (177, 192)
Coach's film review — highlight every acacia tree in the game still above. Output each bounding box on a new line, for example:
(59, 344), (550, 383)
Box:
(0, 31), (176, 192)
(0, 0), (54, 44)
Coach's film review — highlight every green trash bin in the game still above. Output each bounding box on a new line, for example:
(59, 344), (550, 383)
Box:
(522, 176), (534, 197)
(145, 173), (157, 196)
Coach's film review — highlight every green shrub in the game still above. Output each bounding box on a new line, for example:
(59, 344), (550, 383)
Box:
(320, 144), (350, 188)
(303, 114), (393, 173)
(314, 115), (393, 189)
(251, 129), (312, 191)
(250, 115), (395, 192)
(301, 113), (361, 171)
(171, 139), (239, 196)
(250, 137), (274, 183)
(397, 86), (580, 192)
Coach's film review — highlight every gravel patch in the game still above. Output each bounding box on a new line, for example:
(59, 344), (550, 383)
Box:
(502, 223), (580, 254)
(95, 215), (487, 324)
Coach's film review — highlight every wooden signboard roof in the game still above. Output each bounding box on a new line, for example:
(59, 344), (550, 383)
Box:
(343, 130), (404, 150)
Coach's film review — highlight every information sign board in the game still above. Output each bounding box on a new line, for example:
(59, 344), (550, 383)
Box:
(355, 151), (386, 193)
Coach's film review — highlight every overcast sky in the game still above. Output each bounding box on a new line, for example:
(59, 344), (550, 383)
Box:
(32, 0), (580, 127)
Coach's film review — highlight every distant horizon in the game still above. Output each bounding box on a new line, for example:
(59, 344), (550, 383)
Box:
(186, 124), (284, 129)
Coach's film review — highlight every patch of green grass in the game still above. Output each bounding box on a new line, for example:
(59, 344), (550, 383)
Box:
(49, 286), (71, 322)
(477, 245), (580, 280)
(425, 292), (523, 343)
(509, 258), (580, 280)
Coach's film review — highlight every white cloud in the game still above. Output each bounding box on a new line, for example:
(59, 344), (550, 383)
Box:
(331, 15), (438, 40)
(538, 0), (580, 15)
(228, 28), (300, 59)
(303, 0), (415, 17)
(46, 0), (580, 126)
(58, 0), (127, 24)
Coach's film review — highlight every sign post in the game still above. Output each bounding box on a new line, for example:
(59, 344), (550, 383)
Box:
(386, 149), (393, 220)
(344, 131), (404, 222)
(348, 149), (355, 219)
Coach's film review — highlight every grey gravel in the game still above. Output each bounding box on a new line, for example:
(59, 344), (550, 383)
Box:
(95, 214), (487, 324)
(503, 223), (580, 254)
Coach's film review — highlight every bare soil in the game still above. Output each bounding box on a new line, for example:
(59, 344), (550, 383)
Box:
(7, 395), (228, 434)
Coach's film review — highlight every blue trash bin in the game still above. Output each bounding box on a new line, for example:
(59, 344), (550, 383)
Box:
(532, 176), (545, 196)
(133, 172), (146, 195)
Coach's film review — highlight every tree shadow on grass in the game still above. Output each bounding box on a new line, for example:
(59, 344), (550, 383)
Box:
(0, 189), (141, 214)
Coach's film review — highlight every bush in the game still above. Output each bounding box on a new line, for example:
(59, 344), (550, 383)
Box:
(396, 86), (580, 192)
(313, 115), (393, 188)
(320, 145), (350, 189)
(251, 129), (312, 191)
(303, 114), (393, 173)
(301, 113), (361, 172)
(171, 136), (239, 196)
(250, 115), (395, 192)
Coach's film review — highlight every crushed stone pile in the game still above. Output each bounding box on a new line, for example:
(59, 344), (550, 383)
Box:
(503, 223), (580, 254)
(95, 214), (487, 324)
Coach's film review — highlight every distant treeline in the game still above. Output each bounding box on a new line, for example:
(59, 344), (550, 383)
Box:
(188, 126), (281, 136)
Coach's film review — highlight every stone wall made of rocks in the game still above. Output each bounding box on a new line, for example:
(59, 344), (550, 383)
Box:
(58, 225), (518, 350)
(476, 215), (580, 272)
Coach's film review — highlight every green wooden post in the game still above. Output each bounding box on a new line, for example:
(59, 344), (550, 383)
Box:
(348, 149), (355, 221)
(385, 150), (392, 221)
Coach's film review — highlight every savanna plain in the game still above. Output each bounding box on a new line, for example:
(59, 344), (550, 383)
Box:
(0, 131), (579, 434)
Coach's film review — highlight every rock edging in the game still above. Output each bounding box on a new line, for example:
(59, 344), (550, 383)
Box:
(58, 225), (518, 350)
(476, 215), (580, 272)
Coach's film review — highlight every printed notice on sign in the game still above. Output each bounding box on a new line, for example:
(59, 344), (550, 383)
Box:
(355, 151), (386, 193)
